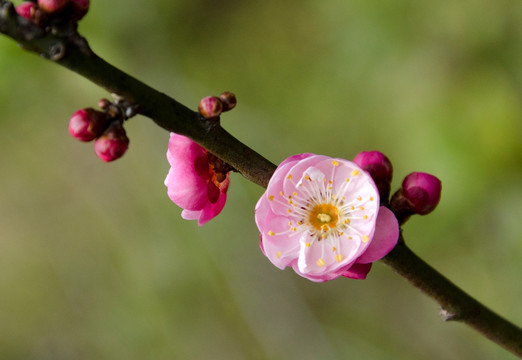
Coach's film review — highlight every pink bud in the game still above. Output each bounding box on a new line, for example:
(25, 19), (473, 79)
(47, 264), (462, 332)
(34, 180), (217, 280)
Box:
(219, 91), (237, 112)
(94, 122), (129, 162)
(198, 96), (223, 119)
(16, 2), (37, 21)
(401, 172), (442, 215)
(353, 151), (393, 201)
(38, 0), (69, 13)
(70, 0), (89, 20)
(68, 108), (108, 142)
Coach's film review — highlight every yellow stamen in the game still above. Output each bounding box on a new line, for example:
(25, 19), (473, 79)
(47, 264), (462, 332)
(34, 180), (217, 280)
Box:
(309, 203), (340, 231)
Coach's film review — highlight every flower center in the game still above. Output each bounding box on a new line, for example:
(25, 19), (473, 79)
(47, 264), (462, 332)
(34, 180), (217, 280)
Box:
(309, 203), (339, 231)
(207, 153), (229, 189)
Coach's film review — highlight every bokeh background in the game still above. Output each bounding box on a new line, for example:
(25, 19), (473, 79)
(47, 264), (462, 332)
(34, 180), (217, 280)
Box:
(1, 0), (521, 359)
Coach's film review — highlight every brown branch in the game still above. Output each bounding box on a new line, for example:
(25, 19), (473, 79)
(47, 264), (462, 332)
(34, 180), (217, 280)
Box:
(382, 239), (522, 357)
(0, 1), (276, 187)
(1, 1), (521, 357)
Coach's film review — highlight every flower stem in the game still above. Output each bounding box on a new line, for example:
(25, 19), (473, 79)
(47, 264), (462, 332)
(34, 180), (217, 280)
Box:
(381, 239), (522, 358)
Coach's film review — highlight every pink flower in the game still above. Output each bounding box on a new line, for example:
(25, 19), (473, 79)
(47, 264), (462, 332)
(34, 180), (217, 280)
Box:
(255, 154), (399, 282)
(165, 133), (230, 226)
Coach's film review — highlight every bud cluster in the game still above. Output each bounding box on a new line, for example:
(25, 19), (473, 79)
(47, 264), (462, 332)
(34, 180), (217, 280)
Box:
(353, 150), (442, 226)
(15, 0), (89, 27)
(68, 97), (135, 162)
(198, 91), (237, 120)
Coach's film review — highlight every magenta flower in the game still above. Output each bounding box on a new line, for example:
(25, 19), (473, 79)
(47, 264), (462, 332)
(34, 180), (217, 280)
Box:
(165, 133), (230, 226)
(255, 154), (399, 282)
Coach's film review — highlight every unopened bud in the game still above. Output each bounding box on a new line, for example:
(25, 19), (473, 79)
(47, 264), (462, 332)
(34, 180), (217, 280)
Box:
(98, 98), (111, 110)
(94, 121), (129, 162)
(68, 108), (108, 142)
(198, 96), (223, 119)
(353, 150), (393, 202)
(391, 172), (442, 224)
(219, 91), (237, 112)
(38, 0), (68, 13)
(16, 2), (37, 21)
(70, 0), (89, 19)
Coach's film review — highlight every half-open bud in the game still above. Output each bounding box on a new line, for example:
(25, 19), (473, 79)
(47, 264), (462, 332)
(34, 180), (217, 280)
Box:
(68, 108), (108, 142)
(198, 96), (223, 119)
(391, 172), (442, 224)
(94, 121), (129, 162)
(353, 151), (393, 202)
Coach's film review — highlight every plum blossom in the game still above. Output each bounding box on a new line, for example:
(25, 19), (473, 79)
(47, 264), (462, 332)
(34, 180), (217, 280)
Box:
(165, 133), (230, 226)
(255, 154), (399, 282)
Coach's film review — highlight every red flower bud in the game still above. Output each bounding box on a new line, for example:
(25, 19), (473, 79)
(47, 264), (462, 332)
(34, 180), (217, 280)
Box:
(198, 96), (223, 119)
(401, 172), (442, 215)
(219, 91), (237, 112)
(16, 2), (37, 21)
(94, 122), (129, 162)
(70, 0), (89, 20)
(353, 150), (393, 202)
(38, 0), (69, 13)
(390, 172), (442, 225)
(68, 108), (108, 142)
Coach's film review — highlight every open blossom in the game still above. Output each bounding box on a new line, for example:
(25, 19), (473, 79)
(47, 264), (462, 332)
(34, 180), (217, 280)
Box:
(255, 154), (399, 282)
(165, 133), (230, 226)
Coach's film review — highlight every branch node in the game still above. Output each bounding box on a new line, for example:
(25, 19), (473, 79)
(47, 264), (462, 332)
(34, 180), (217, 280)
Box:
(440, 307), (460, 322)
(48, 41), (66, 60)
(0, 1), (14, 19)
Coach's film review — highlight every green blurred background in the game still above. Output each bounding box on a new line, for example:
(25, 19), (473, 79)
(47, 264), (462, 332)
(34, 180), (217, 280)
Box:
(1, 0), (521, 359)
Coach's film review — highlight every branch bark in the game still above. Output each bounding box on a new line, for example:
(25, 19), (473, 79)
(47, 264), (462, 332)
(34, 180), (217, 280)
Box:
(1, 2), (521, 357)
(382, 239), (522, 357)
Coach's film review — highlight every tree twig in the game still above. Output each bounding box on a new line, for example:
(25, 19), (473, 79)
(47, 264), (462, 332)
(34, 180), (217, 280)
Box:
(382, 239), (522, 357)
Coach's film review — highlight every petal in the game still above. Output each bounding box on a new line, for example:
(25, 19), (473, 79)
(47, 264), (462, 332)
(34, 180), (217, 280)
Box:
(282, 155), (330, 196)
(341, 263), (373, 279)
(265, 159), (310, 216)
(166, 177), (208, 211)
(278, 153), (315, 168)
(181, 209), (201, 220)
(196, 191), (228, 226)
(255, 193), (271, 228)
(207, 181), (220, 204)
(355, 206), (399, 264)
(165, 134), (209, 210)
(260, 215), (301, 269)
(296, 233), (358, 279)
